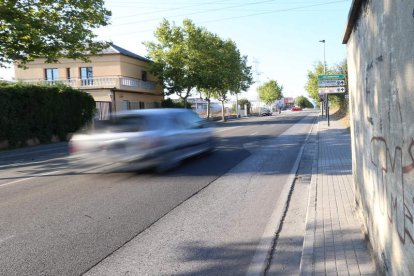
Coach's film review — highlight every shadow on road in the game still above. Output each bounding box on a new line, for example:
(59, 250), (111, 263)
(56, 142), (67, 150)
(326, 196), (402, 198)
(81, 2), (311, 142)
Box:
(173, 226), (373, 276)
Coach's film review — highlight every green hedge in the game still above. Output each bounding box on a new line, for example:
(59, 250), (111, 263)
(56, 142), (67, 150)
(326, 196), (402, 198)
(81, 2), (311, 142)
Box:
(161, 98), (192, 108)
(0, 83), (95, 147)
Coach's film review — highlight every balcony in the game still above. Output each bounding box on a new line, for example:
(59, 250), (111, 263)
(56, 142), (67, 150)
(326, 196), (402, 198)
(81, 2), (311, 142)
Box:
(21, 76), (158, 92)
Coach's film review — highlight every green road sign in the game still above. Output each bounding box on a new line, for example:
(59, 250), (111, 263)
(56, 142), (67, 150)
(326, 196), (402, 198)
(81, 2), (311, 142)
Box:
(318, 74), (345, 80)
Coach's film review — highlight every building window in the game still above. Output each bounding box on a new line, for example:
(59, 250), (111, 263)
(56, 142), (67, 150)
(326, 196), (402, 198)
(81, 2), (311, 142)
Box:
(80, 67), (93, 85)
(45, 68), (59, 81)
(66, 68), (71, 80)
(141, 70), (147, 82)
(139, 101), (145, 109)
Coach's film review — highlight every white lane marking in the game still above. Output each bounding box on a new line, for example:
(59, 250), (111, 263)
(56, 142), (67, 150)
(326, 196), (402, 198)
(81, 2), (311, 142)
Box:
(0, 170), (62, 188)
(250, 132), (258, 136)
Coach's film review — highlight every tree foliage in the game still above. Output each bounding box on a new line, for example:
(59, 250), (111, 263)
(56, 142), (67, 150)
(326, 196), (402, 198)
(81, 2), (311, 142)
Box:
(304, 61), (325, 105)
(305, 59), (348, 107)
(0, 0), (111, 67)
(145, 19), (253, 120)
(145, 19), (209, 106)
(257, 80), (283, 105)
(210, 39), (253, 121)
(295, 96), (313, 108)
(161, 98), (191, 108)
(330, 59), (348, 107)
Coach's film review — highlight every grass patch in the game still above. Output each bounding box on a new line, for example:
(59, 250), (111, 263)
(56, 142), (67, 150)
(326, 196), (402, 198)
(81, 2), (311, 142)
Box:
(330, 101), (350, 132)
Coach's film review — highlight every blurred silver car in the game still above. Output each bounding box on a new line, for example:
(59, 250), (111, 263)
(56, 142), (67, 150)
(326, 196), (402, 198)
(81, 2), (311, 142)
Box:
(69, 108), (216, 172)
(260, 107), (272, 116)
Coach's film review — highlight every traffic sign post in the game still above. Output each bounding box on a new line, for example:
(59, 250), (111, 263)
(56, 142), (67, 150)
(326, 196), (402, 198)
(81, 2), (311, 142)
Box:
(318, 74), (346, 127)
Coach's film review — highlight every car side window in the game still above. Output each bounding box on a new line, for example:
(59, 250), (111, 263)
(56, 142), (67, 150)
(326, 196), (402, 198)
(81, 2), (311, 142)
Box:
(110, 116), (146, 132)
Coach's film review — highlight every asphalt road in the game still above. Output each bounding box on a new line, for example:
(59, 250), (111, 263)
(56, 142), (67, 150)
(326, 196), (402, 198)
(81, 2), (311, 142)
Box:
(0, 110), (317, 276)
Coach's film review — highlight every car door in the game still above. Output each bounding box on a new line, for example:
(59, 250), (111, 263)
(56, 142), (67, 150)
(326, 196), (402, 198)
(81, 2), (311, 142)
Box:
(177, 110), (211, 148)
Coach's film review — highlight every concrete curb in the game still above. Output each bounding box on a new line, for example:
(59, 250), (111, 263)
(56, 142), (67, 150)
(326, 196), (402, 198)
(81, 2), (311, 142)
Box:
(246, 114), (318, 276)
(299, 117), (320, 276)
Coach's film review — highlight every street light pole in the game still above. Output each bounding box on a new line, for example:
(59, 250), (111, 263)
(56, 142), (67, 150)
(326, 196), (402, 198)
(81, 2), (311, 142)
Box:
(319, 39), (330, 126)
(319, 40), (326, 118)
(319, 40), (326, 74)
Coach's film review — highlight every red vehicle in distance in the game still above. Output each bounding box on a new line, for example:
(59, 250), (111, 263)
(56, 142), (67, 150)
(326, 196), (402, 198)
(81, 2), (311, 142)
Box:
(291, 106), (303, 111)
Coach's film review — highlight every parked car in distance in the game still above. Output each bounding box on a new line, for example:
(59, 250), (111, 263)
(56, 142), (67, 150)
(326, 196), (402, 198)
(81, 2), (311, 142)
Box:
(260, 108), (272, 116)
(69, 109), (216, 172)
(291, 106), (303, 111)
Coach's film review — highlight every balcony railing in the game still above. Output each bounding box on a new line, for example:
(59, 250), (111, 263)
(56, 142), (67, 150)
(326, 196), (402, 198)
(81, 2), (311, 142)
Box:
(21, 76), (158, 92)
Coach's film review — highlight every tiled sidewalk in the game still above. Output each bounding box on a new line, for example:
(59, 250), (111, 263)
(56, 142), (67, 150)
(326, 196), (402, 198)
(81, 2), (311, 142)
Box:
(300, 117), (377, 275)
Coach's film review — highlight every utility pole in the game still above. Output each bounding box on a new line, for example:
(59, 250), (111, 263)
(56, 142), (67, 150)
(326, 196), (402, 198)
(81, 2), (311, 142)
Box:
(253, 58), (262, 112)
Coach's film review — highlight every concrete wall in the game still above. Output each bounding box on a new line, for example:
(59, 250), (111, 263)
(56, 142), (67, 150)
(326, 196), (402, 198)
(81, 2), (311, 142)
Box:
(345, 1), (414, 274)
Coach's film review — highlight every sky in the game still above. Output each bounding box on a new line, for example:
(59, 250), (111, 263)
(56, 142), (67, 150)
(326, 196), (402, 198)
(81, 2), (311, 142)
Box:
(1, 0), (352, 101)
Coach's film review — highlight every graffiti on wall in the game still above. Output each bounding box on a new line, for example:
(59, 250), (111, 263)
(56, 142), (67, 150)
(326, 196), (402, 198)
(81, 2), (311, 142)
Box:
(371, 137), (414, 244)
(363, 50), (414, 245)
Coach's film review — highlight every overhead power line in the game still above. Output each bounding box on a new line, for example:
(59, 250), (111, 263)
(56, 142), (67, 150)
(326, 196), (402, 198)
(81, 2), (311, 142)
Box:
(111, 0), (235, 20)
(110, 0), (280, 27)
(199, 0), (349, 24)
(97, 0), (350, 38)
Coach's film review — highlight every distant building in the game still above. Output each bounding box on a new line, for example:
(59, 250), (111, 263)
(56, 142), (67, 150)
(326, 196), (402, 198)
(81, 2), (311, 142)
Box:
(14, 44), (163, 119)
(188, 98), (222, 117)
(284, 97), (294, 108)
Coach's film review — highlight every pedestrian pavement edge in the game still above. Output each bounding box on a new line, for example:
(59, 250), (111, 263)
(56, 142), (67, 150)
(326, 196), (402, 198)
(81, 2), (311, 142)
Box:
(246, 114), (318, 276)
(298, 117), (320, 276)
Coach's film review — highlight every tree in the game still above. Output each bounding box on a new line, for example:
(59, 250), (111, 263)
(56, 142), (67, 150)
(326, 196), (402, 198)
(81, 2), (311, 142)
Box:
(161, 98), (191, 108)
(0, 0), (111, 67)
(295, 96), (314, 108)
(198, 33), (252, 121)
(304, 61), (325, 105)
(198, 31), (227, 119)
(232, 55), (253, 116)
(330, 59), (348, 107)
(146, 19), (252, 118)
(211, 39), (252, 121)
(145, 19), (211, 107)
(257, 80), (283, 106)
